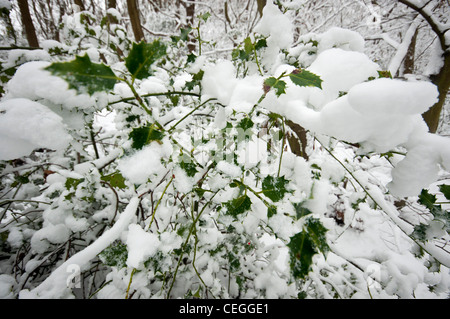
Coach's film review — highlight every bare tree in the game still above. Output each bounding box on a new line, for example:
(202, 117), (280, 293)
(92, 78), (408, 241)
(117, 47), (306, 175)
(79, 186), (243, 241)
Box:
(17, 0), (39, 47)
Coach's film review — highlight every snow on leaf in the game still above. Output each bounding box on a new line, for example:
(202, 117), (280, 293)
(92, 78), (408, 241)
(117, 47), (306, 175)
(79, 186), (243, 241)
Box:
(224, 195), (252, 218)
(287, 231), (316, 279)
(261, 175), (290, 202)
(304, 217), (329, 256)
(45, 54), (118, 95)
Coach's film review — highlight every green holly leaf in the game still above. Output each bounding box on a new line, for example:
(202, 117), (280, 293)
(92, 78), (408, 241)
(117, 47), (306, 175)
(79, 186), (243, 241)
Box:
(125, 40), (167, 80)
(304, 217), (329, 256)
(101, 172), (126, 189)
(129, 124), (165, 150)
(262, 175), (290, 202)
(244, 37), (253, 55)
(287, 231), (316, 279)
(264, 77), (287, 97)
(224, 195), (252, 218)
(65, 177), (84, 190)
(179, 161), (198, 177)
(289, 69), (322, 89)
(267, 205), (277, 218)
(293, 202), (313, 220)
(237, 118), (254, 131)
(99, 242), (128, 268)
(45, 54), (118, 95)
(418, 189), (436, 210)
(439, 184), (450, 201)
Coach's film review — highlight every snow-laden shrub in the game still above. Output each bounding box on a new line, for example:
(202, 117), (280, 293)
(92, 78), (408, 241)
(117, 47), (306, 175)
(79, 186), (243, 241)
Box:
(0, 3), (449, 299)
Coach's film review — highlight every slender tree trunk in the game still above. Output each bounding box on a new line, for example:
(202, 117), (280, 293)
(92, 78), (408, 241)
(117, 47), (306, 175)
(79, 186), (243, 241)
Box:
(257, 0), (267, 17)
(17, 0), (39, 48)
(106, 0), (118, 24)
(74, 0), (86, 11)
(127, 0), (144, 42)
(184, 2), (195, 52)
(402, 27), (418, 75)
(424, 52), (450, 133)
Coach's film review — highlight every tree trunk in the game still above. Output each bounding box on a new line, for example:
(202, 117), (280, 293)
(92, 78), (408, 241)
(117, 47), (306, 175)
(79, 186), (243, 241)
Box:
(17, 0), (39, 48)
(257, 0), (267, 17)
(127, 0), (144, 42)
(74, 0), (86, 11)
(423, 52), (450, 133)
(185, 2), (195, 52)
(402, 27), (418, 75)
(106, 0), (118, 24)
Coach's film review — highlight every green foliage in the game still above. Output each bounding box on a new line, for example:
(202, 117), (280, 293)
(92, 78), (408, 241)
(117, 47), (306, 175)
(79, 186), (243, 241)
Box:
(264, 76), (287, 97)
(439, 184), (450, 200)
(287, 231), (316, 279)
(288, 217), (329, 279)
(129, 124), (165, 150)
(224, 195), (252, 218)
(45, 54), (118, 95)
(261, 175), (290, 202)
(99, 242), (128, 268)
(125, 40), (167, 80)
(413, 189), (449, 242)
(101, 172), (126, 189)
(289, 69), (323, 89)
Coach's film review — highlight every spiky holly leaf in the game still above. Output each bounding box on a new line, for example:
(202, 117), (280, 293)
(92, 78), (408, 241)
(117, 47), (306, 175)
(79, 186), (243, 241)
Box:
(264, 77), (286, 97)
(418, 189), (437, 210)
(304, 217), (329, 256)
(289, 69), (322, 89)
(439, 184), (450, 201)
(287, 231), (316, 279)
(224, 195), (252, 218)
(45, 54), (118, 95)
(101, 172), (126, 189)
(129, 124), (164, 150)
(125, 40), (167, 80)
(262, 175), (290, 202)
(293, 202), (313, 220)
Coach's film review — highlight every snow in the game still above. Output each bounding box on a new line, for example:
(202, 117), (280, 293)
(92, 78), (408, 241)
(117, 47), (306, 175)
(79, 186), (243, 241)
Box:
(0, 98), (71, 160)
(308, 48), (380, 105)
(20, 197), (140, 298)
(254, 2), (293, 50)
(6, 61), (99, 111)
(0, 0), (12, 10)
(216, 160), (242, 178)
(118, 138), (173, 185)
(317, 27), (365, 53)
(126, 224), (160, 269)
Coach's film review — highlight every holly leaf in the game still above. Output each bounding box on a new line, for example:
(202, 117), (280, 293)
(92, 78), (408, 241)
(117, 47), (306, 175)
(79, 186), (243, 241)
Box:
(101, 172), (126, 189)
(264, 77), (286, 97)
(293, 202), (313, 220)
(99, 242), (128, 268)
(287, 231), (316, 279)
(439, 184), (450, 201)
(262, 175), (290, 202)
(125, 40), (167, 80)
(304, 217), (329, 256)
(45, 54), (118, 95)
(224, 195), (252, 218)
(418, 189), (436, 210)
(129, 124), (164, 150)
(289, 69), (322, 89)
